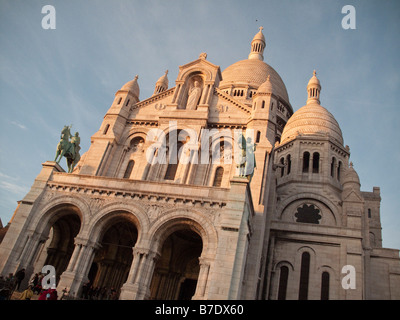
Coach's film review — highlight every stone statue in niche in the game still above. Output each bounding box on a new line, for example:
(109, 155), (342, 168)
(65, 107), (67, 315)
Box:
(131, 137), (144, 152)
(186, 81), (202, 110)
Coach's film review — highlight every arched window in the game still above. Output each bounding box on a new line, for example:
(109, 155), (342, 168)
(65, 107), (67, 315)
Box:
(261, 100), (265, 109)
(280, 157), (285, 177)
(256, 130), (261, 143)
(330, 157), (336, 177)
(302, 152), (310, 173)
(368, 208), (372, 218)
(321, 272), (330, 300)
(213, 167), (224, 187)
(277, 266), (289, 300)
(286, 155), (291, 175)
(312, 152), (320, 173)
(123, 160), (135, 179)
(117, 97), (122, 105)
(298, 252), (310, 300)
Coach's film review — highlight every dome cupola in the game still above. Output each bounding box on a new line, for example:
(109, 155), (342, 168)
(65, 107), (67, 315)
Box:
(121, 75), (140, 100)
(248, 26), (266, 61)
(342, 162), (361, 188)
(153, 70), (169, 95)
(257, 75), (273, 95)
(307, 70), (321, 105)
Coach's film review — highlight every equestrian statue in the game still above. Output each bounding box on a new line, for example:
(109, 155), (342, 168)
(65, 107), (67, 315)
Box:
(54, 125), (81, 173)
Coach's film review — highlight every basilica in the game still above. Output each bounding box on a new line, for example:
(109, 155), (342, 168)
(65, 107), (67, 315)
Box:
(0, 28), (399, 300)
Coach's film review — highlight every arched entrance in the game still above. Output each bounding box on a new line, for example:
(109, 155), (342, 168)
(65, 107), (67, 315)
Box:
(39, 206), (82, 284)
(87, 214), (138, 299)
(150, 228), (203, 300)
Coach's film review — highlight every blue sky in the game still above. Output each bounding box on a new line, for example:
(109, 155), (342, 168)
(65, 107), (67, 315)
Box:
(0, 0), (399, 249)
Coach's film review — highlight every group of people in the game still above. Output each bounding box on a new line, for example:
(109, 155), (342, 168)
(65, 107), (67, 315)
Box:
(1, 269), (121, 300)
(0, 269), (60, 300)
(0, 268), (30, 300)
(80, 282), (119, 300)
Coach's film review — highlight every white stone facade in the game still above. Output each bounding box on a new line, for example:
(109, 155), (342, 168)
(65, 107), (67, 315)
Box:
(0, 28), (399, 300)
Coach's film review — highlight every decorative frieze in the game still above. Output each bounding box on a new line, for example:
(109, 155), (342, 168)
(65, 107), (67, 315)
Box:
(45, 181), (227, 213)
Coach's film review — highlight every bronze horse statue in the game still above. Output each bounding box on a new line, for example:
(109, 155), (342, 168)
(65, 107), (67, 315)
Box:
(54, 125), (81, 173)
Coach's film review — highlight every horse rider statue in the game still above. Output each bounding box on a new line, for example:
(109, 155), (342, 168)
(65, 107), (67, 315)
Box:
(54, 125), (81, 173)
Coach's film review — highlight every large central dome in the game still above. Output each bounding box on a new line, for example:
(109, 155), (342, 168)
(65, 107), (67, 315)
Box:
(218, 27), (291, 106)
(220, 59), (290, 103)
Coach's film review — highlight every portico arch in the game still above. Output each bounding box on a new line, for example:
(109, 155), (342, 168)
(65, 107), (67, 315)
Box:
(31, 202), (83, 285)
(85, 211), (140, 299)
(147, 211), (217, 300)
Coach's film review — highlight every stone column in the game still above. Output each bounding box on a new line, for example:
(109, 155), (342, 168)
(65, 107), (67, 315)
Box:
(57, 239), (100, 298)
(193, 257), (211, 299)
(141, 251), (160, 299)
(18, 231), (48, 289)
(17, 231), (42, 267)
(119, 248), (159, 300)
(65, 241), (82, 273)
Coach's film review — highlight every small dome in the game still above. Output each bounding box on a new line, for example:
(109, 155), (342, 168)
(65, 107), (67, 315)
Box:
(153, 70), (169, 95)
(252, 26), (266, 43)
(281, 103), (344, 145)
(280, 71), (343, 145)
(121, 75), (140, 98)
(156, 70), (169, 87)
(307, 70), (321, 87)
(343, 162), (361, 187)
(257, 75), (273, 94)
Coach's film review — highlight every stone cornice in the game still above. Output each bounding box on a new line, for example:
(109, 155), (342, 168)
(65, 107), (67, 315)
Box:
(47, 173), (228, 209)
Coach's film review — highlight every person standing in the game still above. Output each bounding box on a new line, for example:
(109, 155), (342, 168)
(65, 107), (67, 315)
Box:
(14, 268), (25, 291)
(19, 285), (33, 300)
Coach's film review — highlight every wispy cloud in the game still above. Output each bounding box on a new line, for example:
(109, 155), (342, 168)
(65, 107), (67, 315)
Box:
(9, 120), (27, 130)
(0, 172), (29, 195)
(0, 180), (28, 195)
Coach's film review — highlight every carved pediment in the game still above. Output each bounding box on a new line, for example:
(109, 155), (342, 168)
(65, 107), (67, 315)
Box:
(177, 56), (222, 83)
(343, 189), (363, 203)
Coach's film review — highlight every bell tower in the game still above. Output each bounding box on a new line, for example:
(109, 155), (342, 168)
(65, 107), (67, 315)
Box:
(79, 75), (140, 176)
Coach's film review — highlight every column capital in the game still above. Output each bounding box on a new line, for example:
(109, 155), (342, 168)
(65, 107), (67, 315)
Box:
(198, 257), (212, 266)
(74, 237), (101, 251)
